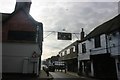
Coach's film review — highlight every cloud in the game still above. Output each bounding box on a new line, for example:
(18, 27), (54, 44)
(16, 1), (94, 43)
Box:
(0, 0), (15, 13)
(37, 2), (118, 60)
(0, 0), (118, 60)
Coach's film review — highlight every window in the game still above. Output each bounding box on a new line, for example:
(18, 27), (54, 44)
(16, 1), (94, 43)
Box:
(67, 49), (70, 54)
(85, 61), (91, 73)
(8, 31), (36, 42)
(62, 52), (65, 56)
(60, 53), (63, 56)
(82, 43), (86, 53)
(64, 51), (67, 55)
(73, 46), (75, 52)
(70, 47), (73, 53)
(94, 35), (101, 48)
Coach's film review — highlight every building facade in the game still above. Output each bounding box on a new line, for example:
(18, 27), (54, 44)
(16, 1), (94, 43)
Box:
(78, 14), (120, 80)
(59, 40), (80, 73)
(1, 0), (43, 76)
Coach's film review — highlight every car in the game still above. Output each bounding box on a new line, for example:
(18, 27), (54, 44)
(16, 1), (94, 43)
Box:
(48, 65), (55, 72)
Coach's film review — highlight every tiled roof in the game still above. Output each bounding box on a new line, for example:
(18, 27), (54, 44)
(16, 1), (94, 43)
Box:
(59, 40), (80, 53)
(59, 14), (120, 53)
(84, 14), (120, 40)
(1, 8), (43, 27)
(59, 52), (77, 60)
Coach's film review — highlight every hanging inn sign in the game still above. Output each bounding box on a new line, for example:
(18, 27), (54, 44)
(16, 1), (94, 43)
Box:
(57, 32), (72, 40)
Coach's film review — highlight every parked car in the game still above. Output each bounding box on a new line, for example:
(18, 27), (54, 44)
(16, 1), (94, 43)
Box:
(48, 65), (55, 72)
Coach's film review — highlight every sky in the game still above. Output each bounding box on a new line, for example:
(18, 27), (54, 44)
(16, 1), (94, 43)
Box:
(0, 0), (120, 60)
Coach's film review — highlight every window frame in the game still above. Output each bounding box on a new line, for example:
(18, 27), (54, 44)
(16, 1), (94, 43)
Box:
(94, 35), (101, 48)
(82, 43), (86, 53)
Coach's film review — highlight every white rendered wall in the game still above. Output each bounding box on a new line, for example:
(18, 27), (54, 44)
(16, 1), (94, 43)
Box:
(90, 34), (107, 55)
(78, 40), (91, 60)
(78, 34), (107, 60)
(78, 34), (107, 77)
(107, 31), (120, 80)
(78, 32), (120, 78)
(2, 43), (40, 73)
(108, 32), (120, 56)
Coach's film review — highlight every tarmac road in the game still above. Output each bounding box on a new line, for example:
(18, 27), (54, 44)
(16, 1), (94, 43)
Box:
(50, 71), (98, 80)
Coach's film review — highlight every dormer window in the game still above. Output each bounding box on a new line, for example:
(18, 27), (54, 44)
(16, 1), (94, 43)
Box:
(94, 35), (101, 48)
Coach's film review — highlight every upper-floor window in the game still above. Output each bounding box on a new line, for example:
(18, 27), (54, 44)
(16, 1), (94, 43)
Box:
(60, 53), (63, 56)
(62, 52), (65, 56)
(64, 51), (67, 55)
(73, 46), (75, 52)
(70, 47), (73, 53)
(8, 31), (36, 42)
(94, 35), (101, 48)
(67, 49), (70, 54)
(82, 43), (86, 53)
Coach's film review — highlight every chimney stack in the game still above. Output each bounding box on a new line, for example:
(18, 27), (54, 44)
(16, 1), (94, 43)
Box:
(81, 28), (85, 40)
(15, 0), (32, 13)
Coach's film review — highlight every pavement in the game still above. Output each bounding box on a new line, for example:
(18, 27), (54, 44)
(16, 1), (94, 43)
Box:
(39, 70), (53, 80)
(1, 70), (53, 80)
(1, 70), (98, 80)
(66, 71), (98, 80)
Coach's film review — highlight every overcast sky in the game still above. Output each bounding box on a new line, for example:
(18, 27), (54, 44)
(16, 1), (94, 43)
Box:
(0, 0), (119, 60)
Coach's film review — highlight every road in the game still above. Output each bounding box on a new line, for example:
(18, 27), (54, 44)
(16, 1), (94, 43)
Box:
(50, 71), (98, 80)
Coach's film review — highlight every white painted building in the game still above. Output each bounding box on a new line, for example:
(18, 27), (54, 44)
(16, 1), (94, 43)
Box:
(78, 14), (120, 80)
(107, 31), (120, 80)
(2, 43), (41, 74)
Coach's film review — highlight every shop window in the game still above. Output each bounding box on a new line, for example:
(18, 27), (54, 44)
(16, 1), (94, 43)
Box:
(117, 63), (120, 71)
(84, 61), (91, 74)
(87, 61), (91, 73)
